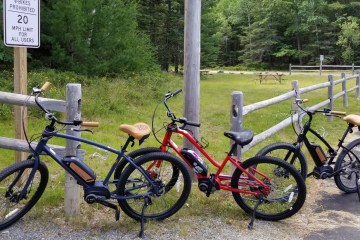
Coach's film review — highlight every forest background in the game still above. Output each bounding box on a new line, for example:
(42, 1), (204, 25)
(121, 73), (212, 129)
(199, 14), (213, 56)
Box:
(1, 0), (360, 76)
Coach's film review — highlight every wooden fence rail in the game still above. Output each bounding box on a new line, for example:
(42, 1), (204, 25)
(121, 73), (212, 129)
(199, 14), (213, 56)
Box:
(231, 71), (360, 157)
(1, 73), (360, 215)
(0, 84), (83, 217)
(289, 63), (360, 75)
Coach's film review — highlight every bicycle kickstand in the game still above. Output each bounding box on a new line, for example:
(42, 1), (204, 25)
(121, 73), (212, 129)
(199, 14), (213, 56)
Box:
(248, 196), (264, 230)
(139, 196), (151, 238)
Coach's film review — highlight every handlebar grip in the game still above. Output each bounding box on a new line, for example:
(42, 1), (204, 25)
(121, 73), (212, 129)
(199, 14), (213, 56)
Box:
(81, 121), (99, 127)
(186, 120), (201, 127)
(330, 111), (347, 116)
(40, 82), (51, 91)
(173, 89), (182, 96)
(302, 99), (309, 103)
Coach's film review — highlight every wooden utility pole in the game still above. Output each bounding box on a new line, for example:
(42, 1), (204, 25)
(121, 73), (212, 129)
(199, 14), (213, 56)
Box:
(64, 84), (82, 216)
(14, 47), (28, 162)
(183, 0), (201, 150)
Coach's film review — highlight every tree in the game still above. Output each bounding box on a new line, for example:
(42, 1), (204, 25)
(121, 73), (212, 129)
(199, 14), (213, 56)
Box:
(135, 0), (184, 72)
(337, 16), (360, 63)
(39, 0), (156, 75)
(201, 0), (222, 67)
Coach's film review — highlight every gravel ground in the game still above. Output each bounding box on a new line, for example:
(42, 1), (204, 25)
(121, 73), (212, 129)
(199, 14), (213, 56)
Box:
(0, 176), (360, 240)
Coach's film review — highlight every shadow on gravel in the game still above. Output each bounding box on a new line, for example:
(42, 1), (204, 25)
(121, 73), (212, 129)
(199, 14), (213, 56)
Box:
(305, 191), (360, 240)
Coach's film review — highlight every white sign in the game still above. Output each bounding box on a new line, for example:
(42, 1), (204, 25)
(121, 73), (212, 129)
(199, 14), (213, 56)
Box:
(3, 0), (40, 48)
(320, 55), (324, 61)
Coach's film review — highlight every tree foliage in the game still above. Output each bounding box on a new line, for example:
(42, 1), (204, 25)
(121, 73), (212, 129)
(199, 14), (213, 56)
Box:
(1, 0), (360, 74)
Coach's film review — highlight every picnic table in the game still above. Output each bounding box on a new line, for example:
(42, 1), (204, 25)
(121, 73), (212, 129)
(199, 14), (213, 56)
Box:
(255, 72), (286, 84)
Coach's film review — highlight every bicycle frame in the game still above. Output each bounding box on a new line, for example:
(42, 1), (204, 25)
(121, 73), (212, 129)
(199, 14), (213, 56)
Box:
(159, 124), (271, 195)
(21, 129), (159, 201)
(294, 113), (354, 168)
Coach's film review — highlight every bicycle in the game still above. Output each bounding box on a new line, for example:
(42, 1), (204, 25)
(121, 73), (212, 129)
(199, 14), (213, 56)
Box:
(256, 98), (360, 200)
(0, 83), (192, 237)
(114, 89), (307, 229)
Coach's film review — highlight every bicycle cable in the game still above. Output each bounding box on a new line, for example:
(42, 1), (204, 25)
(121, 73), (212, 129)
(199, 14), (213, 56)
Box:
(151, 99), (165, 144)
(22, 95), (36, 153)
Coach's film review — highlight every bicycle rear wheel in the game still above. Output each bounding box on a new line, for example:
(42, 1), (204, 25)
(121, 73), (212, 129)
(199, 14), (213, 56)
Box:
(256, 142), (308, 179)
(117, 152), (191, 221)
(334, 139), (360, 193)
(231, 156), (306, 221)
(0, 159), (49, 230)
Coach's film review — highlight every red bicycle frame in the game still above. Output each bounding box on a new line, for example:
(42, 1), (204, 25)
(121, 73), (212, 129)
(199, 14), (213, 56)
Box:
(157, 123), (271, 196)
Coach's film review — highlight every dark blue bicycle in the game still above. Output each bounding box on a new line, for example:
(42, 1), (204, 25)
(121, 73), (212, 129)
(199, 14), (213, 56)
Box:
(0, 82), (192, 237)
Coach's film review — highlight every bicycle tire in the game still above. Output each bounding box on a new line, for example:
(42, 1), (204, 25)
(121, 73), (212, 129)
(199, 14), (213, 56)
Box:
(256, 142), (308, 179)
(114, 147), (162, 179)
(117, 152), (191, 221)
(231, 156), (306, 221)
(334, 139), (360, 193)
(0, 159), (49, 230)
(114, 147), (180, 193)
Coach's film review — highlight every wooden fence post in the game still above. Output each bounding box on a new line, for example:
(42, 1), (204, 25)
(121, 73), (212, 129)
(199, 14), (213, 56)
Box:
(289, 64), (292, 75)
(65, 84), (82, 217)
(292, 80), (302, 132)
(328, 75), (334, 121)
(230, 91), (243, 172)
(341, 72), (348, 107)
(356, 70), (360, 99)
(14, 48), (27, 162)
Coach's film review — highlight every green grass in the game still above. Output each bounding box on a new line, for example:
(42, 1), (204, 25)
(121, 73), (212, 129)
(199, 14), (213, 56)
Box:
(0, 70), (359, 226)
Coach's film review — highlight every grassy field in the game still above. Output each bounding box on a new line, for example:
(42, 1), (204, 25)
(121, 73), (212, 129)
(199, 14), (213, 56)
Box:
(0, 70), (359, 227)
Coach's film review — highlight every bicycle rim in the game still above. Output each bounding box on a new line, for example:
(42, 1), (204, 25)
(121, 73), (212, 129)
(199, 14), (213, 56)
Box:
(231, 156), (306, 221)
(334, 140), (360, 193)
(117, 152), (191, 221)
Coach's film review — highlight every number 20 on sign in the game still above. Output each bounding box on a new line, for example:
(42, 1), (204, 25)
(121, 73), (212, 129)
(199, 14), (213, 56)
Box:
(3, 0), (40, 48)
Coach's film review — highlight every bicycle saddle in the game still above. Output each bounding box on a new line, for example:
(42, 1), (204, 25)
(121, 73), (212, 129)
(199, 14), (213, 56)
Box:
(224, 129), (254, 147)
(119, 122), (151, 142)
(343, 114), (360, 126)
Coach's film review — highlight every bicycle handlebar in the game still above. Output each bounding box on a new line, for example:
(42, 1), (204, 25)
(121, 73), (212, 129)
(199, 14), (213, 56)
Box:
(81, 121), (100, 127)
(40, 82), (51, 91)
(173, 89), (182, 97)
(34, 82), (97, 128)
(295, 98), (346, 117)
(162, 89), (201, 128)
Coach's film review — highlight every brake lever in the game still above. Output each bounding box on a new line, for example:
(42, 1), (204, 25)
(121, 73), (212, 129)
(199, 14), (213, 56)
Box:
(71, 128), (94, 134)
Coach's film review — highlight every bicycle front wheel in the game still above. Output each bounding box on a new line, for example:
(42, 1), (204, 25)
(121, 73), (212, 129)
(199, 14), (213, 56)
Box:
(117, 152), (191, 221)
(231, 156), (306, 221)
(256, 142), (308, 179)
(334, 139), (360, 193)
(0, 159), (49, 230)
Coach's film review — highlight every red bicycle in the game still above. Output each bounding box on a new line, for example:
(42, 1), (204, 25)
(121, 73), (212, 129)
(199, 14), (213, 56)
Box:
(115, 89), (306, 228)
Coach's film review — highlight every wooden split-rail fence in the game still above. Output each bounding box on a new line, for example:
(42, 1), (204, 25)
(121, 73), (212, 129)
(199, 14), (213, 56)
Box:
(0, 71), (359, 217)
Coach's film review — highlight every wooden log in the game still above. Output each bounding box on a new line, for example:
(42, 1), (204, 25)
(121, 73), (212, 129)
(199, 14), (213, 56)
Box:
(0, 91), (67, 112)
(243, 91), (295, 115)
(0, 136), (85, 159)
